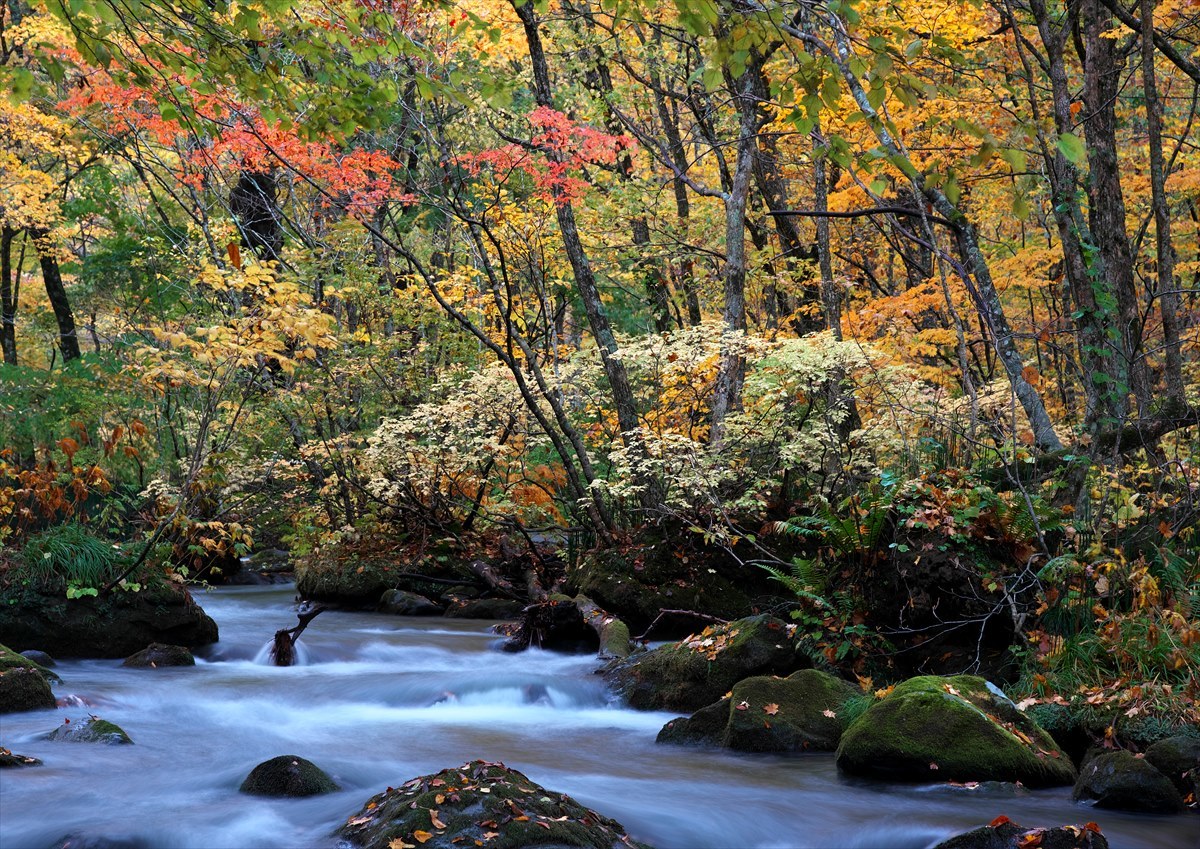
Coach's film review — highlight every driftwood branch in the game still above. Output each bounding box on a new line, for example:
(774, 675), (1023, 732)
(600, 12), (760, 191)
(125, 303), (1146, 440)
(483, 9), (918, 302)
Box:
(270, 604), (326, 666)
(634, 609), (729, 642)
(467, 559), (520, 599)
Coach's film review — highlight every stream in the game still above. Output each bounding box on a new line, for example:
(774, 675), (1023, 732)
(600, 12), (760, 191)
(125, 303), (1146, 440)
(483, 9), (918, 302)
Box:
(0, 584), (1194, 849)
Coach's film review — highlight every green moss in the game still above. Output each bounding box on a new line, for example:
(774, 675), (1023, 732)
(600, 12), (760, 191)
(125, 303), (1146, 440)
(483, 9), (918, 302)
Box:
(657, 698), (731, 747)
(0, 643), (60, 684)
(47, 716), (133, 744)
(724, 671), (860, 752)
(0, 668), (56, 713)
(239, 755), (338, 797)
(837, 675), (1076, 787)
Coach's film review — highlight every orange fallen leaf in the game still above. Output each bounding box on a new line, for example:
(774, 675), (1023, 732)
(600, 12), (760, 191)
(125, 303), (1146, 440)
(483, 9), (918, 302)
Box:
(388, 840), (415, 849)
(989, 815), (1011, 828)
(413, 831), (433, 844)
(1016, 831), (1042, 848)
(430, 810), (447, 829)
(764, 703), (780, 716)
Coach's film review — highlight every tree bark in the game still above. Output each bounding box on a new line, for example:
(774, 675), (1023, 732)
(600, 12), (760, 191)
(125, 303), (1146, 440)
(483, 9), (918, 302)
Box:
(31, 228), (80, 362)
(1, 226), (17, 365)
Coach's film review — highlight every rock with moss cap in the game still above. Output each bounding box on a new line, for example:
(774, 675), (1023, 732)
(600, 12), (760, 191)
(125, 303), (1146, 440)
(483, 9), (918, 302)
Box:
(605, 615), (803, 712)
(0, 747), (42, 767)
(339, 760), (651, 849)
(239, 755), (339, 797)
(1073, 750), (1185, 813)
(657, 670), (860, 752)
(932, 819), (1109, 849)
(836, 675), (1076, 787)
(122, 643), (195, 668)
(1143, 735), (1200, 798)
(46, 716), (133, 745)
(0, 642), (60, 682)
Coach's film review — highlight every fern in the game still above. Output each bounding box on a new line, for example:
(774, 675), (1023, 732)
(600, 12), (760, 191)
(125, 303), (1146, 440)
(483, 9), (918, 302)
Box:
(760, 558), (831, 608)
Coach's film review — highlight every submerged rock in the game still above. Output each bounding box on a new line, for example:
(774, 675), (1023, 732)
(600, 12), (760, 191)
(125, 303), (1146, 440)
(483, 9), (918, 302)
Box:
(239, 755), (339, 797)
(657, 670), (861, 753)
(836, 675), (1076, 787)
(122, 643), (195, 668)
(1073, 750), (1185, 813)
(932, 819), (1109, 849)
(46, 717), (133, 745)
(338, 760), (650, 849)
(0, 583), (217, 659)
(0, 747), (42, 767)
(605, 615), (803, 712)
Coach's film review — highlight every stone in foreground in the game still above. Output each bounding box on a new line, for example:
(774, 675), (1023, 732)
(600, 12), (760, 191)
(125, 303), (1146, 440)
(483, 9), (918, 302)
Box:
(1072, 750), (1185, 813)
(836, 675), (1076, 787)
(122, 643), (196, 668)
(46, 716), (133, 745)
(339, 760), (651, 849)
(239, 755), (339, 797)
(932, 818), (1109, 849)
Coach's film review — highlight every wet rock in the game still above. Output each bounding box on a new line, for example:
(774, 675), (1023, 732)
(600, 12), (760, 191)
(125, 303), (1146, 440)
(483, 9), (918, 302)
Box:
(657, 670), (861, 753)
(239, 755), (339, 797)
(20, 650), (56, 668)
(0, 667), (55, 713)
(656, 698), (731, 747)
(0, 747), (42, 767)
(379, 589), (444, 617)
(338, 760), (650, 849)
(0, 643), (60, 683)
(1143, 735), (1200, 798)
(932, 819), (1109, 849)
(836, 675), (1076, 787)
(605, 615), (803, 712)
(295, 552), (396, 607)
(46, 716), (133, 745)
(1073, 750), (1185, 813)
(442, 597), (525, 620)
(122, 643), (195, 668)
(0, 583), (217, 659)
(46, 834), (150, 849)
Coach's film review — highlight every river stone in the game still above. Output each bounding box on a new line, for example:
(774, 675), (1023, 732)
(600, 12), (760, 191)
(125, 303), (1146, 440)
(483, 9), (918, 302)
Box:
(122, 643), (195, 668)
(46, 835), (150, 849)
(1073, 750), (1185, 813)
(605, 615), (803, 712)
(0, 667), (56, 714)
(239, 755), (339, 797)
(1143, 735), (1200, 798)
(338, 760), (650, 849)
(20, 649), (56, 668)
(0, 747), (42, 767)
(657, 698), (731, 747)
(932, 820), (1109, 849)
(835, 675), (1076, 787)
(47, 716), (133, 745)
(442, 597), (525, 620)
(0, 582), (218, 659)
(724, 670), (861, 752)
(0, 642), (60, 683)
(379, 589), (443, 616)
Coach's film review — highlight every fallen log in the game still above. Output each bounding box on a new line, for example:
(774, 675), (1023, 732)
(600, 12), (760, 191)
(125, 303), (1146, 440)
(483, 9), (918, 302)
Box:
(270, 604), (327, 667)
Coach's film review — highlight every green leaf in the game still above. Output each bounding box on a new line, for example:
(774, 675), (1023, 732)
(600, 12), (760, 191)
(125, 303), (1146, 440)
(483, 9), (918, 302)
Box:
(1057, 132), (1086, 165)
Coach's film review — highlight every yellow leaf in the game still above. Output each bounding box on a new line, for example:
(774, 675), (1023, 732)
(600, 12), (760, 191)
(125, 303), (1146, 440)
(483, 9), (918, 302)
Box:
(413, 831), (433, 844)
(764, 703), (780, 716)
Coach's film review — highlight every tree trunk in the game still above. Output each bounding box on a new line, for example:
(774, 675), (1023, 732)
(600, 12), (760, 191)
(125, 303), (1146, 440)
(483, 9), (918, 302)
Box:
(1, 226), (17, 365)
(1140, 0), (1186, 408)
(31, 228), (80, 363)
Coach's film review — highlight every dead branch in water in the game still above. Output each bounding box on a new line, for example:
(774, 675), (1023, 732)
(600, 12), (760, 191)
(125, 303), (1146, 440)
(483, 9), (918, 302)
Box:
(270, 604), (327, 666)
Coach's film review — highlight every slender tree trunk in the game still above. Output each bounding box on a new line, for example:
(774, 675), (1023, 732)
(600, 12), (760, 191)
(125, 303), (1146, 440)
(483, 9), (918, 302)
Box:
(1, 226), (17, 365)
(1140, 0), (1186, 408)
(31, 228), (80, 362)
(710, 65), (760, 445)
(652, 81), (701, 325)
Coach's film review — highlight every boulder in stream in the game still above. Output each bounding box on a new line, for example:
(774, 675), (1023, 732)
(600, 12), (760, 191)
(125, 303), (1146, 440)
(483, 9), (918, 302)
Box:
(1072, 750), (1186, 813)
(932, 818), (1109, 849)
(379, 589), (444, 616)
(658, 669), (862, 753)
(0, 667), (56, 714)
(442, 597), (525, 620)
(122, 643), (195, 668)
(339, 760), (650, 849)
(0, 747), (42, 767)
(1143, 735), (1200, 798)
(239, 755), (339, 797)
(836, 675), (1076, 787)
(605, 615), (804, 712)
(0, 582), (217, 659)
(46, 716), (133, 745)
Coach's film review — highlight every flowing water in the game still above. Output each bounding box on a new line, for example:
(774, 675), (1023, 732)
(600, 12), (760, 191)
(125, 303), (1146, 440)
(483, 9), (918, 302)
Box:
(0, 585), (1194, 849)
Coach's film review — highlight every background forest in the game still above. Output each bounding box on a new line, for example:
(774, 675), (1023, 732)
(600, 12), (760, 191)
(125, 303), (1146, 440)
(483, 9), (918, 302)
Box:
(1, 0), (1197, 729)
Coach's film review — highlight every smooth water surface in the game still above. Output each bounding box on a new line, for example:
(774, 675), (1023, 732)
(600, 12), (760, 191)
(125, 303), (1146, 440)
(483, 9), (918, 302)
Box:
(1, 585), (1194, 848)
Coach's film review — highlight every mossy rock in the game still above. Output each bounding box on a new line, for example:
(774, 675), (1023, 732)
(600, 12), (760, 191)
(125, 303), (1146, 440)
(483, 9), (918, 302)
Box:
(932, 820), (1109, 849)
(295, 554), (398, 607)
(0, 747), (42, 767)
(0, 583), (217, 659)
(379, 589), (443, 616)
(0, 667), (55, 713)
(443, 598), (526, 620)
(605, 615), (803, 712)
(338, 760), (650, 849)
(0, 643), (60, 683)
(836, 675), (1076, 787)
(239, 755), (339, 797)
(122, 643), (195, 668)
(1144, 735), (1200, 797)
(565, 540), (769, 634)
(724, 670), (861, 753)
(656, 698), (731, 747)
(47, 716), (133, 745)
(1073, 750), (1185, 813)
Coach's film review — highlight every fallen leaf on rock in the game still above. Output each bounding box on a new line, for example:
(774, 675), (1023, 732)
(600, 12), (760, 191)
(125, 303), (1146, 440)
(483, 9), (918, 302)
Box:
(388, 839), (415, 849)
(929, 762), (939, 770)
(989, 815), (1012, 828)
(1016, 830), (1042, 848)
(413, 831), (433, 844)
(822, 709), (836, 718)
(1084, 822), (1102, 834)
(430, 810), (447, 829)
(764, 703), (780, 715)
(736, 700), (749, 711)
